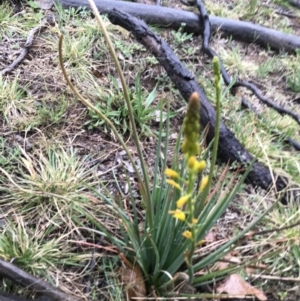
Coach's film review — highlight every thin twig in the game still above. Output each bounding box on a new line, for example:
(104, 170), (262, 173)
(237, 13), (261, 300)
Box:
(235, 80), (300, 126)
(1, 14), (54, 75)
(130, 294), (256, 300)
(241, 98), (300, 151)
(68, 240), (119, 253)
(247, 219), (300, 237)
(249, 274), (300, 282)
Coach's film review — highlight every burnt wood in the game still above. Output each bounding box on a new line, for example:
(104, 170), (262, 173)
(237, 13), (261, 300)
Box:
(0, 259), (83, 301)
(59, 0), (300, 52)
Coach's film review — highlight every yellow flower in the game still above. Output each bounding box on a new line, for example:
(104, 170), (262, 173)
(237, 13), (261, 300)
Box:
(192, 218), (198, 225)
(165, 168), (179, 179)
(189, 158), (206, 173)
(182, 230), (192, 239)
(176, 194), (191, 208)
(199, 175), (209, 192)
(195, 160), (206, 172)
(169, 209), (186, 221)
(166, 179), (181, 190)
(187, 156), (197, 169)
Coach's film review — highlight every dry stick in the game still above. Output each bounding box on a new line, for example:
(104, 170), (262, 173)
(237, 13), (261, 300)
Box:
(194, 0), (300, 146)
(249, 274), (300, 282)
(235, 81), (300, 126)
(0, 259), (84, 301)
(275, 10), (298, 18)
(107, 8), (298, 203)
(247, 219), (300, 237)
(59, 0), (300, 52)
(1, 14), (54, 75)
(241, 98), (300, 150)
(130, 295), (255, 300)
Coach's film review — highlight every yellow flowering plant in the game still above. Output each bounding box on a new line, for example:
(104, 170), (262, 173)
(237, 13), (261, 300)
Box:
(59, 0), (276, 297)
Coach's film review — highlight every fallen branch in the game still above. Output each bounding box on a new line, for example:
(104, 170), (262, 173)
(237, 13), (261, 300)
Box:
(107, 8), (298, 202)
(1, 14), (54, 75)
(234, 80), (300, 126)
(0, 259), (84, 301)
(59, 0), (300, 53)
(241, 98), (300, 151)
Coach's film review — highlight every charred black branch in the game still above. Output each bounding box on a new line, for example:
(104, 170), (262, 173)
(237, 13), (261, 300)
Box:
(58, 0), (300, 53)
(0, 259), (83, 301)
(234, 80), (300, 126)
(107, 8), (296, 202)
(241, 97), (300, 151)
